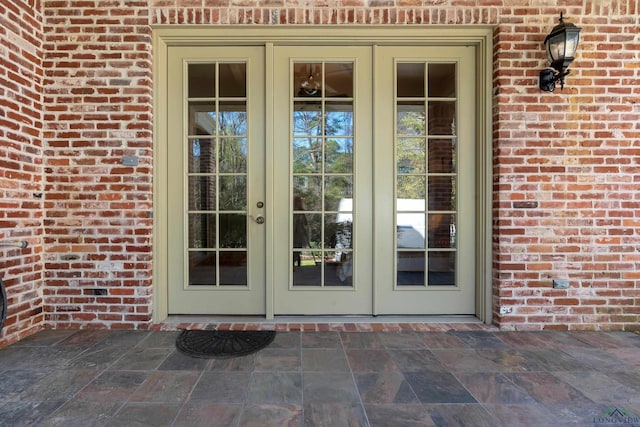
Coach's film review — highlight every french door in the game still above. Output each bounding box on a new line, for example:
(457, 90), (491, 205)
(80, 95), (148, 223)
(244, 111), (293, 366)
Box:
(272, 46), (373, 315)
(167, 47), (266, 314)
(374, 46), (476, 314)
(164, 43), (477, 316)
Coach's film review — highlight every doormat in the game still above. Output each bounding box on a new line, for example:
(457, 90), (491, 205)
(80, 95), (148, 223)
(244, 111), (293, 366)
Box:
(175, 330), (276, 359)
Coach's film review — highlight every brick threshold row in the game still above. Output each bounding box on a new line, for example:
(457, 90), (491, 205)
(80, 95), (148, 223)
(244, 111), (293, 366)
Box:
(151, 322), (499, 332)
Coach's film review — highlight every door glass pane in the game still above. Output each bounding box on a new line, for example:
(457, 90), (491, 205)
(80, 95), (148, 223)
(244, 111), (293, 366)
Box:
(396, 176), (425, 209)
(188, 214), (216, 249)
(186, 61), (249, 287)
(428, 63), (456, 97)
(397, 62), (425, 97)
(397, 138), (425, 174)
(395, 62), (458, 288)
(219, 137), (246, 173)
(188, 102), (217, 135)
(428, 139), (455, 174)
(189, 139), (216, 174)
(293, 250), (321, 286)
(293, 138), (322, 173)
(293, 176), (322, 210)
(218, 102), (247, 135)
(324, 213), (352, 249)
(219, 214), (246, 248)
(189, 251), (216, 285)
(219, 176), (246, 210)
(428, 176), (455, 211)
(429, 252), (455, 286)
(325, 103), (353, 136)
(397, 251), (425, 286)
(324, 176), (352, 211)
(291, 61), (355, 287)
(324, 138), (353, 173)
(325, 63), (353, 97)
(294, 63), (322, 97)
(428, 101), (456, 135)
(397, 101), (425, 136)
(219, 251), (247, 285)
(188, 176), (216, 211)
(219, 63), (246, 97)
(325, 251), (352, 286)
(429, 214), (456, 248)
(294, 102), (322, 135)
(188, 63), (216, 98)
(397, 213), (425, 249)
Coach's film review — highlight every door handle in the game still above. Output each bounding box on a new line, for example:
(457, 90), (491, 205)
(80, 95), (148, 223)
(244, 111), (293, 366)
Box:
(248, 214), (265, 224)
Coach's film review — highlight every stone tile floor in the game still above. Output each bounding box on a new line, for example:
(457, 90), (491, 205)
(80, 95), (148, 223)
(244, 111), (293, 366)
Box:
(0, 329), (639, 426)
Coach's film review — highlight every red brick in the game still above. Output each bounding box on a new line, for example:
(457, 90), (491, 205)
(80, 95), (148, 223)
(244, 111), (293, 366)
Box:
(2, 2), (639, 350)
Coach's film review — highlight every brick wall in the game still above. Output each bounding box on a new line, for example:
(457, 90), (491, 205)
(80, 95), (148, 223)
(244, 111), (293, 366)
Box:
(491, 3), (640, 331)
(3, 0), (634, 335)
(0, 0), (44, 348)
(41, 0), (153, 330)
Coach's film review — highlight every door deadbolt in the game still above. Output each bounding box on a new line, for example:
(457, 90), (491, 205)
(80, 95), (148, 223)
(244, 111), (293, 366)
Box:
(256, 201), (264, 208)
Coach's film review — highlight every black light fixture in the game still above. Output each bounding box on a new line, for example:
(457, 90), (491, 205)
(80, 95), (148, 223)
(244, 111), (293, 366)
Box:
(539, 13), (581, 92)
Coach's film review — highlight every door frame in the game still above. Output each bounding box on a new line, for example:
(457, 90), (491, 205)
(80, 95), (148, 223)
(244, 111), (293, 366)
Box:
(152, 25), (494, 323)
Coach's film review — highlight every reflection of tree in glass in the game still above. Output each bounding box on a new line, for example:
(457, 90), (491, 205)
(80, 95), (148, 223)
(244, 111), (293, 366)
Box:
(292, 105), (355, 264)
(397, 176), (425, 202)
(397, 111), (426, 200)
(397, 138), (424, 174)
(219, 176), (246, 211)
(219, 137), (246, 173)
(219, 214), (246, 248)
(324, 139), (352, 173)
(324, 110), (354, 173)
(398, 110), (425, 136)
(325, 108), (353, 136)
(293, 111), (322, 173)
(293, 176), (321, 214)
(218, 110), (247, 173)
(219, 111), (247, 135)
(324, 176), (352, 211)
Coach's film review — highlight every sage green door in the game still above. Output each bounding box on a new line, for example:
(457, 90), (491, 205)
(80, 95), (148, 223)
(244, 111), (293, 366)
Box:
(272, 46), (374, 315)
(373, 46), (476, 314)
(167, 47), (266, 314)
(164, 43), (477, 317)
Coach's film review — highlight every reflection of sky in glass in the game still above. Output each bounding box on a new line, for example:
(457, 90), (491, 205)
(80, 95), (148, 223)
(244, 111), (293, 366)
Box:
(294, 110), (322, 136)
(330, 139), (352, 155)
(325, 110), (353, 136)
(192, 139), (201, 157)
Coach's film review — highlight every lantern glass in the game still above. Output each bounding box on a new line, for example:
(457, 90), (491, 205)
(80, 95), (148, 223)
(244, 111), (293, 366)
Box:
(545, 32), (566, 63)
(564, 29), (580, 59)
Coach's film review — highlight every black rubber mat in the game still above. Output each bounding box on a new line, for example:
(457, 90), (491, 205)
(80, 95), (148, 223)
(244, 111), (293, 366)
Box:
(175, 330), (276, 359)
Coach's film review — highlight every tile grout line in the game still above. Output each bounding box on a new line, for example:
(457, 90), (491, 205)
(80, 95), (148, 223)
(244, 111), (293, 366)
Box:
(339, 330), (373, 427)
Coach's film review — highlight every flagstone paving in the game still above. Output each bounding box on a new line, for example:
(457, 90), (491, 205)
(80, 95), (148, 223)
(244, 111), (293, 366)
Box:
(1, 329), (639, 426)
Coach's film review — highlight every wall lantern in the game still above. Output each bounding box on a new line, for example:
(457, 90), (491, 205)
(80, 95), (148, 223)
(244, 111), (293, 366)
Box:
(539, 13), (581, 92)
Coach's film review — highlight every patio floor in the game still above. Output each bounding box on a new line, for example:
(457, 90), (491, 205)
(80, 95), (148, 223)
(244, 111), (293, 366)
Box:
(1, 328), (639, 426)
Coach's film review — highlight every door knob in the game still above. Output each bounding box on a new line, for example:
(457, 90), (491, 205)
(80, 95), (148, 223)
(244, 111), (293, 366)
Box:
(255, 216), (265, 224)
